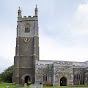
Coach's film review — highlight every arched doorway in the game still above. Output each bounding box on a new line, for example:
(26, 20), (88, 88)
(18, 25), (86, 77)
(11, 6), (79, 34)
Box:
(25, 76), (31, 85)
(60, 77), (67, 86)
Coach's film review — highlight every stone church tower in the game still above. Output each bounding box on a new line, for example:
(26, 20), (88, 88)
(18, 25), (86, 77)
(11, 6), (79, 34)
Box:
(13, 6), (39, 84)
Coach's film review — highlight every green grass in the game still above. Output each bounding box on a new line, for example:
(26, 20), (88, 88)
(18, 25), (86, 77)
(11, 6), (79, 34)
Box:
(0, 83), (88, 88)
(20, 86), (88, 88)
(43, 87), (88, 88)
(75, 85), (88, 86)
(0, 82), (22, 88)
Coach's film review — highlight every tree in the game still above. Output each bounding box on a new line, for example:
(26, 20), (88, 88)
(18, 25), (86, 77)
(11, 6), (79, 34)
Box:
(0, 65), (13, 83)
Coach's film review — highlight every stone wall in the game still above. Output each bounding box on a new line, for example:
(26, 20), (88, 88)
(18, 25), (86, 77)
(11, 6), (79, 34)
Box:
(84, 67), (88, 85)
(53, 62), (73, 86)
(73, 68), (84, 85)
(35, 60), (86, 87)
(35, 61), (53, 85)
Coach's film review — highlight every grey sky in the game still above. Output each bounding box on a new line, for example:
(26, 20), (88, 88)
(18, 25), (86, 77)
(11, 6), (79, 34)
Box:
(0, 0), (88, 73)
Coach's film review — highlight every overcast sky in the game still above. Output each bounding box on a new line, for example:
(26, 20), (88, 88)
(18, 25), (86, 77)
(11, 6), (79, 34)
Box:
(0, 0), (88, 73)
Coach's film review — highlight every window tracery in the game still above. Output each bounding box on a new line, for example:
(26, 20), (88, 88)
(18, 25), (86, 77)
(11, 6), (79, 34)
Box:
(24, 23), (31, 33)
(43, 74), (47, 81)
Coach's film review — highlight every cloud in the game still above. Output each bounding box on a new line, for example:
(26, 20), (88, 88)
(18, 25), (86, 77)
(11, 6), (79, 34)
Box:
(1, 0), (88, 73)
(69, 3), (88, 36)
(0, 24), (15, 73)
(0, 57), (13, 73)
(39, 2), (88, 62)
(40, 33), (88, 62)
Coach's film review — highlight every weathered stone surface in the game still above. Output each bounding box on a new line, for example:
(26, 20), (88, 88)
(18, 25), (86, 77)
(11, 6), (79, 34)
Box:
(30, 84), (43, 88)
(24, 83), (27, 88)
(6, 85), (9, 88)
(35, 60), (88, 86)
(13, 7), (39, 84)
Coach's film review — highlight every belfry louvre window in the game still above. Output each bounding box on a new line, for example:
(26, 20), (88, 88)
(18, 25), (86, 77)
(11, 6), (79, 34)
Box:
(24, 23), (31, 33)
(25, 28), (30, 33)
(43, 74), (47, 81)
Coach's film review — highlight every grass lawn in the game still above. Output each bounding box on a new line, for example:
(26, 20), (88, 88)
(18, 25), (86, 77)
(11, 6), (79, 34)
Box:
(20, 86), (88, 88)
(0, 83), (88, 88)
(43, 87), (88, 88)
(0, 82), (22, 88)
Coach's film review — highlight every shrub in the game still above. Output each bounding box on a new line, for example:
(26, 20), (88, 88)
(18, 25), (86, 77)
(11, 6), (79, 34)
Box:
(46, 83), (52, 86)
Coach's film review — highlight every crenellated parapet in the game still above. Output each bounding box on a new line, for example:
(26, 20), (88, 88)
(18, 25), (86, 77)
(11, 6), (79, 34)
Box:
(18, 6), (38, 21)
(18, 15), (38, 22)
(22, 16), (38, 21)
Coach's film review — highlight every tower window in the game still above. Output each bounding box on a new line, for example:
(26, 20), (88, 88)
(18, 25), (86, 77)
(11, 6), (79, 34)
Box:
(24, 22), (31, 33)
(25, 28), (30, 33)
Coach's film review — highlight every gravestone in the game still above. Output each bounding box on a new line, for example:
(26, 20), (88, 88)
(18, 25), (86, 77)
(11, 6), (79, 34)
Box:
(6, 85), (9, 88)
(30, 84), (43, 88)
(24, 83), (27, 88)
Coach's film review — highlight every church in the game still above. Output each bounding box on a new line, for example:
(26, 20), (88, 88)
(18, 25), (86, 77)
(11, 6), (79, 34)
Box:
(13, 6), (88, 87)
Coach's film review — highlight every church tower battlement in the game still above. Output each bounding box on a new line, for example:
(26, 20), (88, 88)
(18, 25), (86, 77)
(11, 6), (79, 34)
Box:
(17, 6), (38, 37)
(13, 6), (39, 84)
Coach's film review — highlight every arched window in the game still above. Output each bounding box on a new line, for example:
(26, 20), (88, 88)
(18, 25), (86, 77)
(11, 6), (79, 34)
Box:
(24, 23), (31, 33)
(43, 75), (44, 81)
(77, 74), (78, 80)
(46, 75), (47, 81)
(43, 74), (47, 81)
(79, 74), (80, 80)
(74, 74), (75, 80)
